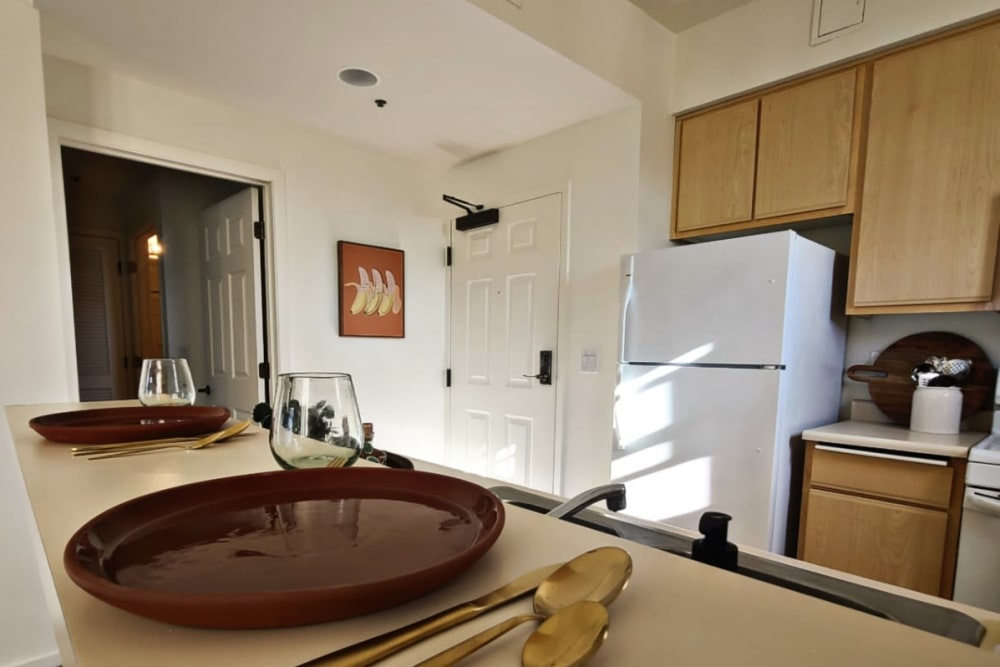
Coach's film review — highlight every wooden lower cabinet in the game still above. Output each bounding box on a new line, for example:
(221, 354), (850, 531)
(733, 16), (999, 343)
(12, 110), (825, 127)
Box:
(798, 442), (965, 598)
(801, 489), (948, 595)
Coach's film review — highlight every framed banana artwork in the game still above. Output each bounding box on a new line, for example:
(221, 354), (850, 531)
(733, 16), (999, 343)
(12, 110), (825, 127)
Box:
(337, 241), (404, 337)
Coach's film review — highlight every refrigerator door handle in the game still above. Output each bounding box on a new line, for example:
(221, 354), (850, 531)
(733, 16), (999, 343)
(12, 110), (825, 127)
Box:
(619, 259), (634, 363)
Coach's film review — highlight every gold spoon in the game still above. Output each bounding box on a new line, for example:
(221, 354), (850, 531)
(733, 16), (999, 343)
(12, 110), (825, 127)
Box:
(79, 420), (251, 459)
(422, 600), (608, 667)
(522, 601), (608, 667)
(413, 547), (631, 667)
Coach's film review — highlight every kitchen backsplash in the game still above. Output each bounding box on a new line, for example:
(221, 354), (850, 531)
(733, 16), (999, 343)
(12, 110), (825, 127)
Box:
(841, 311), (1000, 423)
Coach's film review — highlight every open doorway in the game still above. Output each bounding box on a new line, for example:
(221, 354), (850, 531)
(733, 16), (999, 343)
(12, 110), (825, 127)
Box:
(61, 147), (268, 415)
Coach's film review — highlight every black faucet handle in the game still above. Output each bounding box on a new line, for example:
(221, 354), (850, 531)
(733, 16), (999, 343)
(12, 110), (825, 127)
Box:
(698, 511), (733, 542)
(693, 511), (738, 572)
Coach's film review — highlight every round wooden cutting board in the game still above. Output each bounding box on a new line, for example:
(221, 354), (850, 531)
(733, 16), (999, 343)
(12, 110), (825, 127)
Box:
(846, 331), (997, 425)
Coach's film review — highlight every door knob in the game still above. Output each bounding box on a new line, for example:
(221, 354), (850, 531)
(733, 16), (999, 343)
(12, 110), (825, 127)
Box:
(522, 350), (553, 385)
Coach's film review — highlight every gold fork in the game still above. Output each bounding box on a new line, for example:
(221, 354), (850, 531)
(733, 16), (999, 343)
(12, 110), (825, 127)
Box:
(71, 429), (253, 454)
(79, 420), (252, 460)
(325, 456), (350, 468)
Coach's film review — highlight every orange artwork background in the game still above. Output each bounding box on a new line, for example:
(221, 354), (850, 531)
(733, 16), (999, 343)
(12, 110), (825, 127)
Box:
(338, 241), (404, 337)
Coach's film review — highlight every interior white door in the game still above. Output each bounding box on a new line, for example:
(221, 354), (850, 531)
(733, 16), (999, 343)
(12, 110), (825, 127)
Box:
(69, 234), (128, 401)
(201, 188), (262, 419)
(449, 193), (561, 492)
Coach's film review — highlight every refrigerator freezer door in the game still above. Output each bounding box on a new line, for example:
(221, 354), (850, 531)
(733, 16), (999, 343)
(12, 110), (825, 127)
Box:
(621, 232), (793, 365)
(612, 364), (784, 551)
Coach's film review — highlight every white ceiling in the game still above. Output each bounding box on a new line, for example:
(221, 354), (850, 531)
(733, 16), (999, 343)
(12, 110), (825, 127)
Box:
(627, 0), (757, 32)
(34, 0), (640, 169)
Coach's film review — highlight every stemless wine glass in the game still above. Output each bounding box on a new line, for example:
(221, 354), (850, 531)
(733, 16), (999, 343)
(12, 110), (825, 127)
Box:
(138, 358), (197, 406)
(268, 372), (364, 469)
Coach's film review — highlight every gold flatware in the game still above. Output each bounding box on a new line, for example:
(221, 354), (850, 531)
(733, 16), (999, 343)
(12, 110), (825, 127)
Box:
(80, 420), (251, 460)
(420, 601), (608, 667)
(297, 563), (563, 667)
(70, 430), (253, 454)
(413, 547), (630, 667)
(72, 436), (201, 451)
(325, 456), (350, 468)
(520, 601), (608, 667)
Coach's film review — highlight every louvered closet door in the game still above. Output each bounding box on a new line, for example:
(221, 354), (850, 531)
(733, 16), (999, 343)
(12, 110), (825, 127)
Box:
(69, 234), (128, 400)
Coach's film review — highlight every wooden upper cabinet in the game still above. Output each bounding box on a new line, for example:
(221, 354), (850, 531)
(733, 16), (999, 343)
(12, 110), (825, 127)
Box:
(849, 22), (1000, 312)
(755, 68), (858, 219)
(673, 99), (758, 233)
(671, 67), (865, 239)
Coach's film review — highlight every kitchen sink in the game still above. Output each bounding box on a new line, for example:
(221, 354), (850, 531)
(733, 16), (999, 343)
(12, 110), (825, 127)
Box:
(491, 486), (986, 647)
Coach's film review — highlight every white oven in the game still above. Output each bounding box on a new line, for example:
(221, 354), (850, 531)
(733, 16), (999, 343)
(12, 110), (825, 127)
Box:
(953, 433), (1000, 612)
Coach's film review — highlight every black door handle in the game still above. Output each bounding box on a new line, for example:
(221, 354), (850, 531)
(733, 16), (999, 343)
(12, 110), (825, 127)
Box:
(522, 350), (553, 385)
(197, 385), (212, 395)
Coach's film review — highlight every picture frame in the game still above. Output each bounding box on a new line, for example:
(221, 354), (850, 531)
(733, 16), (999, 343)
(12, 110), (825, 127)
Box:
(337, 241), (405, 338)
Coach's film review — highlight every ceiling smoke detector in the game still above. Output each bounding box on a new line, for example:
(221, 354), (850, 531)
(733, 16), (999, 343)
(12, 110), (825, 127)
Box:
(338, 67), (379, 87)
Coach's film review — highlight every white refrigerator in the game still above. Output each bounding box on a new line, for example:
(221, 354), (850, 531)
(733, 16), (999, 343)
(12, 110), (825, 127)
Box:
(613, 231), (846, 554)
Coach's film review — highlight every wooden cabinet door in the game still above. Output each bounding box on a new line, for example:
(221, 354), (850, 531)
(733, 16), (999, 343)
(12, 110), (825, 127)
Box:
(800, 489), (948, 596)
(755, 69), (858, 219)
(850, 24), (1000, 310)
(673, 99), (758, 233)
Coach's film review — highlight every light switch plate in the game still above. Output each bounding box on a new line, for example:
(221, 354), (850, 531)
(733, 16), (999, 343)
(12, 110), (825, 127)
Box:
(581, 350), (598, 373)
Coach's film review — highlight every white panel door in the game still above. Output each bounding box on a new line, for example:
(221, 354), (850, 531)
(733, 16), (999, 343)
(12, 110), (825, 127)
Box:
(201, 189), (262, 419)
(449, 194), (561, 492)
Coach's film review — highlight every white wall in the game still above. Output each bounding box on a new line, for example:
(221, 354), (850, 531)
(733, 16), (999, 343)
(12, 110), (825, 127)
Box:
(674, 0), (1000, 111)
(468, 0), (676, 248)
(455, 1), (678, 493)
(42, 56), (450, 462)
(448, 107), (643, 496)
(0, 2), (72, 665)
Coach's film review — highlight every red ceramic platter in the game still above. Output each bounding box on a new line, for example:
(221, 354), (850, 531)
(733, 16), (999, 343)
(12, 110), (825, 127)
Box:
(64, 468), (505, 629)
(29, 406), (231, 444)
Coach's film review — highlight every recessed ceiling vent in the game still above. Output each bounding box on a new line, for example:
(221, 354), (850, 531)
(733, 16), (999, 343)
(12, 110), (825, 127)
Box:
(338, 68), (379, 87)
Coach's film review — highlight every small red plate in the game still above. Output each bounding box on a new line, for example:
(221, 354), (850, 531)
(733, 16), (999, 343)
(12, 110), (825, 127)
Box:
(29, 406), (231, 444)
(64, 468), (505, 628)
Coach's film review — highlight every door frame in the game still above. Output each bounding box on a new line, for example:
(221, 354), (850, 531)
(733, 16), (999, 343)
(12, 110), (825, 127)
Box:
(446, 180), (572, 494)
(47, 119), (284, 403)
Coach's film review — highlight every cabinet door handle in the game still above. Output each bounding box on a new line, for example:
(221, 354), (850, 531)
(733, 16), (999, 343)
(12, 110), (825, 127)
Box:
(815, 444), (947, 466)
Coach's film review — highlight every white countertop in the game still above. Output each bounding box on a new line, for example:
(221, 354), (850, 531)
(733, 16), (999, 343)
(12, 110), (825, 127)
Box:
(803, 420), (989, 458)
(8, 401), (1000, 666)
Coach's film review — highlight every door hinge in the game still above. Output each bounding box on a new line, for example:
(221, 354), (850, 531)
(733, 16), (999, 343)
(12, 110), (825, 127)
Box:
(116, 260), (122, 275)
(446, 368), (451, 387)
(123, 355), (128, 369)
(446, 246), (452, 267)
(253, 220), (265, 240)
(258, 361), (270, 379)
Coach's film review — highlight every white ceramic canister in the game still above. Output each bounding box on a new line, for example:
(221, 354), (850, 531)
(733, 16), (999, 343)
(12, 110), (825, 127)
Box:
(909, 385), (963, 435)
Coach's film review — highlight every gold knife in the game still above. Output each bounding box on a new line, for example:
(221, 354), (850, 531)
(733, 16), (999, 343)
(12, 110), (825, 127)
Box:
(298, 562), (562, 667)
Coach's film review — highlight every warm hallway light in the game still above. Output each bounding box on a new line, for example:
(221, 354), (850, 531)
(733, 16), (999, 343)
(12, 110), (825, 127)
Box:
(146, 234), (163, 258)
